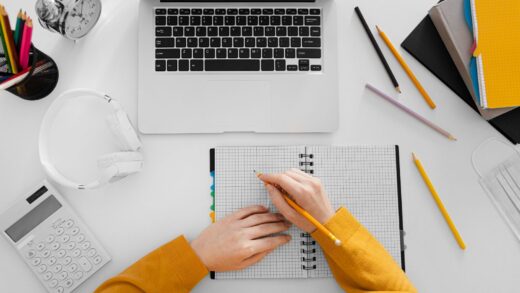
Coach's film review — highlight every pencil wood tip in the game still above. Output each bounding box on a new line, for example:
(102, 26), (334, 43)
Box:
(396, 86), (401, 93)
(448, 135), (457, 141)
(412, 152), (418, 161)
(375, 25), (382, 33)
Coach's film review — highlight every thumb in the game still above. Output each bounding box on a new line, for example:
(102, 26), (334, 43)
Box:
(265, 184), (300, 222)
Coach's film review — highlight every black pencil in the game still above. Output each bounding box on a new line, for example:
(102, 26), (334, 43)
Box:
(354, 6), (401, 93)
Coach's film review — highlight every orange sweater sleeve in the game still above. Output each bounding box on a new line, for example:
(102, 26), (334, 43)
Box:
(311, 207), (417, 293)
(95, 235), (208, 293)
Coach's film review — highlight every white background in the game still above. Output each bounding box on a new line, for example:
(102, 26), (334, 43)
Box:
(1, 0), (520, 292)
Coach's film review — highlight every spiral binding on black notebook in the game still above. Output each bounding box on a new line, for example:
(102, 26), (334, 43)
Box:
(299, 152), (317, 270)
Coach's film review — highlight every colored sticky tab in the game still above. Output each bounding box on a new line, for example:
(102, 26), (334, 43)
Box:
(470, 0), (520, 108)
(210, 211), (215, 223)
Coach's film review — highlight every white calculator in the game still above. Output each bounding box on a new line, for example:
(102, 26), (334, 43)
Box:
(0, 181), (111, 293)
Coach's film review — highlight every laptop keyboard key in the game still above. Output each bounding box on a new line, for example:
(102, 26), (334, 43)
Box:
(248, 16), (259, 25)
(233, 38), (244, 47)
(202, 16), (212, 25)
(294, 16), (303, 25)
(156, 49), (180, 59)
(216, 49), (227, 58)
(176, 38), (187, 47)
(199, 38), (210, 47)
(219, 27), (230, 36)
(190, 60), (203, 71)
(208, 27), (218, 36)
(285, 48), (296, 58)
(299, 27), (309, 36)
(262, 48), (273, 58)
(310, 27), (321, 36)
(155, 60), (166, 71)
(196, 27), (207, 36)
(172, 27), (183, 36)
(225, 16), (235, 25)
(167, 60), (177, 71)
(291, 37), (301, 47)
(287, 64), (298, 71)
(265, 27), (275, 36)
(237, 16), (247, 25)
(156, 38), (174, 48)
(302, 38), (321, 48)
(261, 59), (275, 71)
(251, 9), (262, 15)
(231, 27), (241, 36)
(205, 60), (260, 71)
(245, 38), (255, 47)
(180, 9), (190, 15)
(259, 16), (269, 25)
(193, 49), (204, 58)
(191, 9), (202, 15)
(297, 49), (321, 58)
(268, 38), (278, 47)
(156, 16), (166, 26)
(155, 9), (166, 15)
(179, 16), (189, 25)
(239, 9), (250, 15)
(185, 27), (195, 36)
(274, 48), (284, 58)
(282, 16), (292, 25)
(276, 27), (287, 36)
(179, 60), (189, 71)
(187, 38), (197, 47)
(227, 9), (238, 15)
(270, 16), (281, 25)
(305, 16), (320, 26)
(299, 59), (310, 71)
(310, 9), (320, 15)
(288, 27), (298, 36)
(251, 48), (261, 58)
(279, 37), (290, 47)
(210, 38), (221, 47)
(275, 9), (285, 15)
(228, 49), (238, 58)
(222, 38), (232, 47)
(298, 9), (309, 15)
(254, 27), (264, 36)
(275, 59), (286, 71)
(190, 16), (201, 25)
(256, 38), (267, 47)
(182, 49), (192, 58)
(203, 9), (214, 15)
(167, 16), (177, 25)
(242, 27), (253, 36)
(239, 48), (250, 58)
(215, 9), (226, 15)
(262, 9), (273, 15)
(213, 16), (224, 25)
(156, 27), (171, 37)
(168, 8), (178, 15)
(205, 48), (215, 58)
(311, 65), (322, 71)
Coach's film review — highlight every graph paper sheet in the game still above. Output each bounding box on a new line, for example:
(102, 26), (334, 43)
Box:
(214, 145), (403, 279)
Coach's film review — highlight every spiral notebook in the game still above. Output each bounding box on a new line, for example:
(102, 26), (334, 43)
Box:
(209, 145), (405, 279)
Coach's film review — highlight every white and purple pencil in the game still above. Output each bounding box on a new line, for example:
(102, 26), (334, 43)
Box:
(366, 83), (456, 141)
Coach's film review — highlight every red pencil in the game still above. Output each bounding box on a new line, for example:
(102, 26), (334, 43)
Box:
(19, 17), (32, 70)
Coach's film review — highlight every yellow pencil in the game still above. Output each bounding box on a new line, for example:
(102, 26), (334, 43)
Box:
(0, 5), (18, 74)
(412, 153), (466, 250)
(256, 172), (341, 246)
(376, 25), (436, 109)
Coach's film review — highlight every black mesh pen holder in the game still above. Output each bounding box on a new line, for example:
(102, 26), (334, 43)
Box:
(0, 43), (59, 100)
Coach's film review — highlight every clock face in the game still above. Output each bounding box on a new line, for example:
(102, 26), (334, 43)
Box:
(64, 0), (102, 39)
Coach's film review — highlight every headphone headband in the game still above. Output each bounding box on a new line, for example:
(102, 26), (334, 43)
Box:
(39, 89), (141, 189)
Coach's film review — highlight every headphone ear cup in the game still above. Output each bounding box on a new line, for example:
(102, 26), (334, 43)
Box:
(98, 152), (143, 183)
(106, 111), (142, 151)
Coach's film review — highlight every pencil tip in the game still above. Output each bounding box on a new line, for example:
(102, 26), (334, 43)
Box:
(375, 25), (382, 33)
(396, 86), (401, 93)
(334, 239), (342, 246)
(449, 135), (457, 141)
(412, 152), (417, 160)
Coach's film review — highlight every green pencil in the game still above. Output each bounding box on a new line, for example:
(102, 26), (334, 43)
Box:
(0, 14), (12, 73)
(14, 10), (24, 51)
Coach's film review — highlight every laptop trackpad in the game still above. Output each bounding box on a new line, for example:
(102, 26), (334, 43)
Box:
(203, 81), (271, 132)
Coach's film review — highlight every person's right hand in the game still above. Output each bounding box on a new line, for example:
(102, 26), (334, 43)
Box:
(258, 169), (335, 233)
(190, 205), (291, 272)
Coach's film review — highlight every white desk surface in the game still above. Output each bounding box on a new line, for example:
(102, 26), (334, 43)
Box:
(1, 0), (519, 292)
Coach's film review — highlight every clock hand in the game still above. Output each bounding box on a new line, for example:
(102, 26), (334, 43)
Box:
(80, 0), (85, 17)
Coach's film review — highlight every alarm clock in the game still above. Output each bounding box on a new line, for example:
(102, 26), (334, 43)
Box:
(35, 0), (102, 40)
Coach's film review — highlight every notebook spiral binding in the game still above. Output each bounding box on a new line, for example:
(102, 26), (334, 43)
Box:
(299, 152), (317, 270)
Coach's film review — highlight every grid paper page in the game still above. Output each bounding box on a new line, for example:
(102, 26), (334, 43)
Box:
(215, 146), (307, 279)
(308, 145), (402, 278)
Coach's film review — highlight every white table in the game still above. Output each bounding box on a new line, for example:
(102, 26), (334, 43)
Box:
(1, 0), (519, 292)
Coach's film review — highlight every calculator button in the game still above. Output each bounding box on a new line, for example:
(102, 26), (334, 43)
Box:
(56, 250), (66, 258)
(43, 271), (53, 280)
(54, 287), (64, 293)
(93, 255), (103, 265)
(76, 234), (85, 242)
(36, 243), (45, 250)
(64, 242), (76, 250)
(69, 227), (80, 236)
(37, 264), (47, 273)
(87, 248), (97, 257)
(46, 235), (55, 243)
(31, 258), (41, 266)
(72, 271), (83, 280)
(47, 257), (57, 266)
(41, 250), (51, 258)
(80, 242), (91, 250)
(26, 250), (36, 258)
(59, 235), (70, 243)
(55, 228), (64, 235)
(63, 220), (74, 228)
(62, 256), (72, 265)
(51, 264), (62, 273)
(72, 249), (81, 257)
(57, 271), (68, 280)
(78, 257), (92, 272)
(67, 263), (78, 272)
(49, 279), (58, 288)
(63, 279), (74, 288)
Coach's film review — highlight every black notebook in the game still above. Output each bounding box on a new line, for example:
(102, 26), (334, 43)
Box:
(401, 15), (520, 144)
(209, 145), (405, 279)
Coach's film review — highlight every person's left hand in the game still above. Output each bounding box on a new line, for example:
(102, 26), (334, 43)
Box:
(190, 205), (292, 272)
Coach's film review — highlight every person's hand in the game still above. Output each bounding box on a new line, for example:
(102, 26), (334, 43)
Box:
(190, 205), (291, 272)
(258, 169), (335, 233)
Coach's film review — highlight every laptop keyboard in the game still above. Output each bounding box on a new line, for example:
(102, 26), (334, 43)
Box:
(154, 8), (323, 72)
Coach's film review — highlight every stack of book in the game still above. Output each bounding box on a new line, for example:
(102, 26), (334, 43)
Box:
(401, 0), (520, 144)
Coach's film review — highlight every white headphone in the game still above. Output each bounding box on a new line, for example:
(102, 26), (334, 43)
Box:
(39, 89), (143, 190)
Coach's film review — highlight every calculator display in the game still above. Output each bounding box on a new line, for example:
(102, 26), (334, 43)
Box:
(5, 195), (62, 243)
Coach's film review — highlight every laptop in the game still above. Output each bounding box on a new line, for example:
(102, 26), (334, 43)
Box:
(138, 0), (339, 134)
